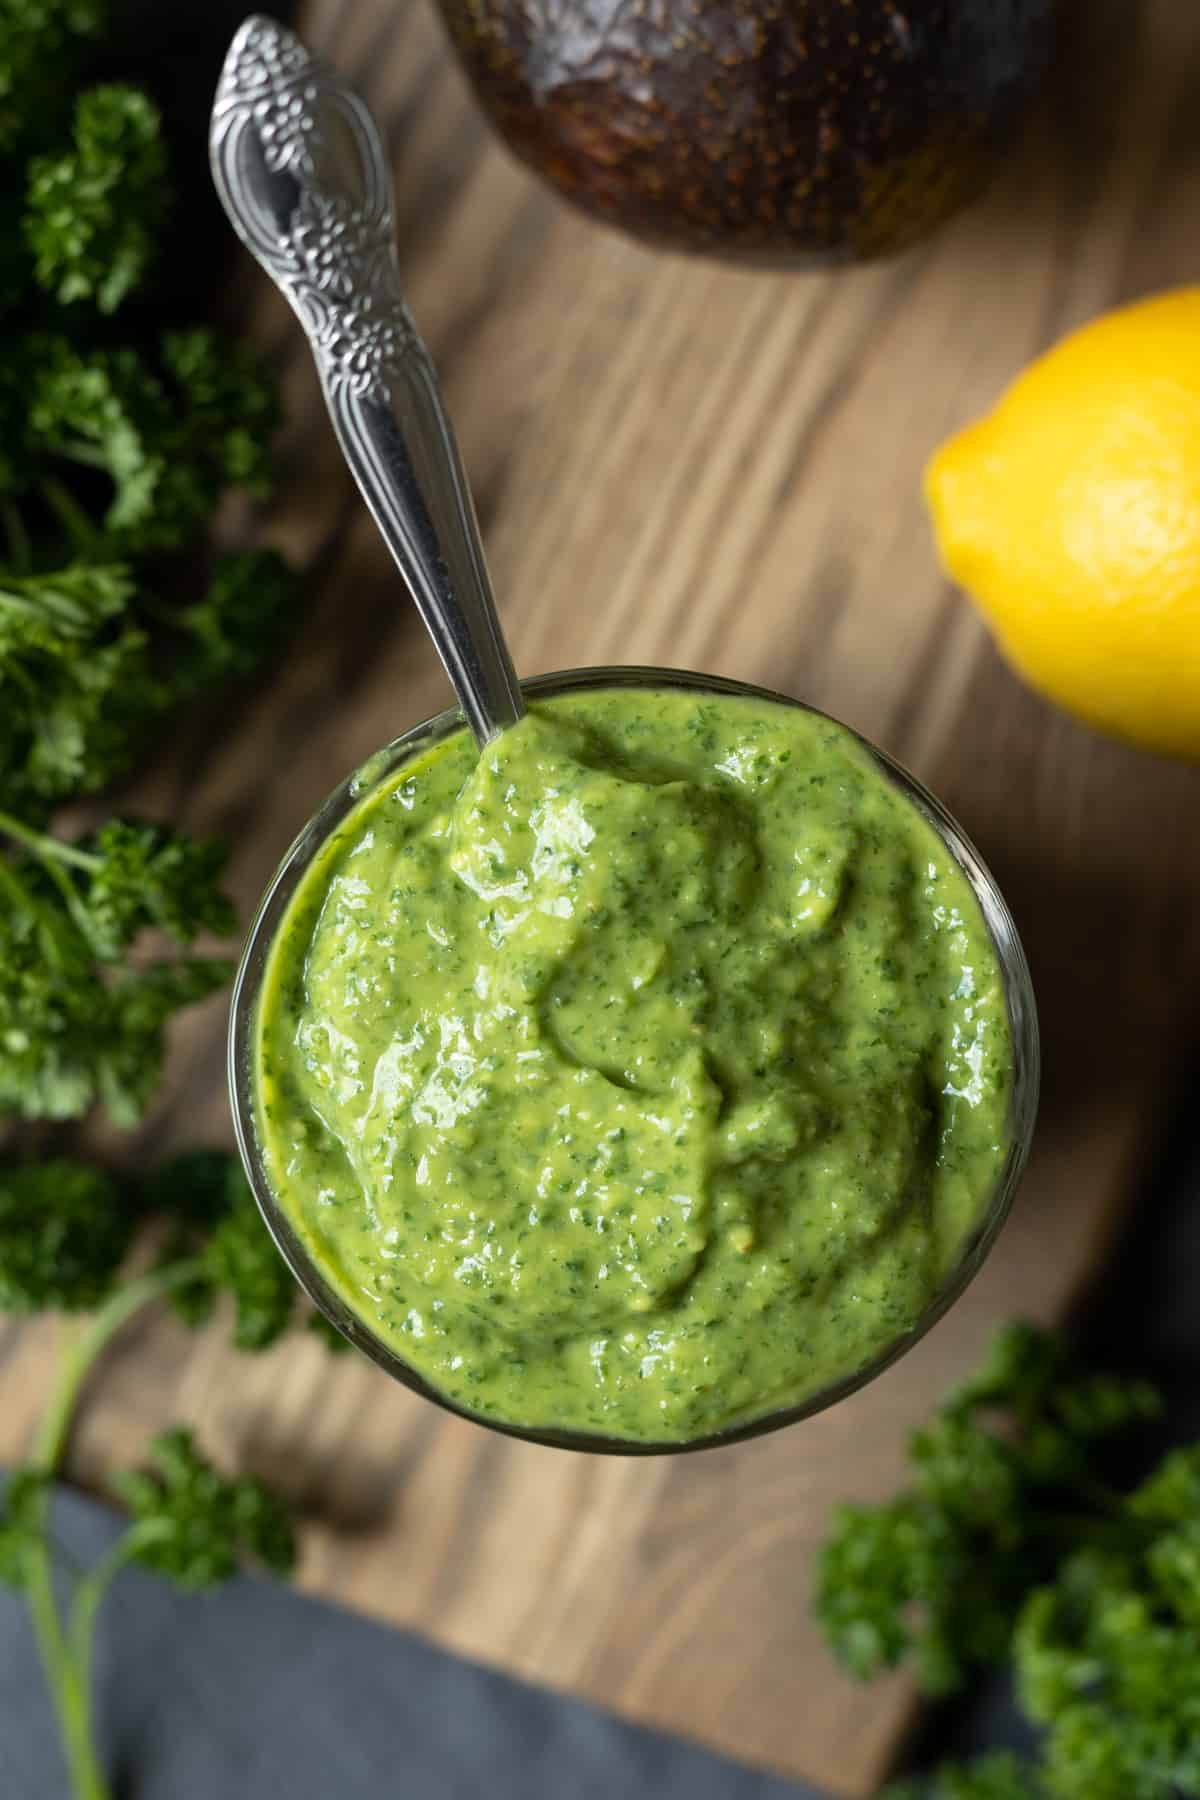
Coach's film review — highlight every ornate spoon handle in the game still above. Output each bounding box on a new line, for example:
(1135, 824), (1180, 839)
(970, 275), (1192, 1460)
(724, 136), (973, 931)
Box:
(209, 14), (524, 746)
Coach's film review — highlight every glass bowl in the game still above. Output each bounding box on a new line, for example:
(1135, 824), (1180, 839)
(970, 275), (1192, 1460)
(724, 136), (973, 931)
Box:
(228, 666), (1040, 1455)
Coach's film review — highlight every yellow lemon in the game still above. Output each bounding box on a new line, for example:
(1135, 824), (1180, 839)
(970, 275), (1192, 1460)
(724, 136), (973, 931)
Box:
(925, 288), (1200, 758)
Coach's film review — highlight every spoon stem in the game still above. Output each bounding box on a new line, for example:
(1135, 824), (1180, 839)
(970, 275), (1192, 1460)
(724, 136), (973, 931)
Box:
(209, 13), (524, 746)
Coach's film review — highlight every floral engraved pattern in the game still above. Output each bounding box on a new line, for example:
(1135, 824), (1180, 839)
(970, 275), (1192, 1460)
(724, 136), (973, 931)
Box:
(316, 303), (415, 393)
(212, 16), (417, 400)
(218, 16), (320, 176)
(292, 193), (392, 301)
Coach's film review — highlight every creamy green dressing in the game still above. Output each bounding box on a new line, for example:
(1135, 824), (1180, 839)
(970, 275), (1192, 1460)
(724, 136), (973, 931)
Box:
(254, 687), (1011, 1443)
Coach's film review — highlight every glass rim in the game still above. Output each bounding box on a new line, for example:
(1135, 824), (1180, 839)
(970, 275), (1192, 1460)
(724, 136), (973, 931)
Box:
(228, 664), (1040, 1456)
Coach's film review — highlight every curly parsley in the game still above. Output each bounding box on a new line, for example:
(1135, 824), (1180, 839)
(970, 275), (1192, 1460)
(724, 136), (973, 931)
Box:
(816, 1324), (1200, 1800)
(0, 7), (326, 1799)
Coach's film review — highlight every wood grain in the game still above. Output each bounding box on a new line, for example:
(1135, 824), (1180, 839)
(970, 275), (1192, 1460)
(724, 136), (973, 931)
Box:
(5, 1), (1200, 1792)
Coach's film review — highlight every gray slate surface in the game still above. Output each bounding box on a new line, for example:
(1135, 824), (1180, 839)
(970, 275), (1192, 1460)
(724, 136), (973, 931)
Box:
(1, 1483), (824, 1800)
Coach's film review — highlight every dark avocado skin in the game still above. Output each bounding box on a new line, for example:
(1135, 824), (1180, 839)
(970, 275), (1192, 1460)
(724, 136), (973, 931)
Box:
(435, 0), (1054, 264)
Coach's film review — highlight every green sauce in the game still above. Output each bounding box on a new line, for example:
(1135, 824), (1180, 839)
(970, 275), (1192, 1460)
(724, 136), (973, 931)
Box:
(254, 687), (1012, 1443)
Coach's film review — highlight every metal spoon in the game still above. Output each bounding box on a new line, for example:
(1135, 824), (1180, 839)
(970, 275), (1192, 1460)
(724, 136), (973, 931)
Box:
(209, 14), (524, 747)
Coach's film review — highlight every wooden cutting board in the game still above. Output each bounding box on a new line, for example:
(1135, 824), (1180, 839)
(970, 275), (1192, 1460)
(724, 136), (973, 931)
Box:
(5, 0), (1200, 1791)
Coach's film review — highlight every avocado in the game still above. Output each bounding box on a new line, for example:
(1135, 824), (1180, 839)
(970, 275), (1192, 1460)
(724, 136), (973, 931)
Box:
(433, 0), (1053, 264)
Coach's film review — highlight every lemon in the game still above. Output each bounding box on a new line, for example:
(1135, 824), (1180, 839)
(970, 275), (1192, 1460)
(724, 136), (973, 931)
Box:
(925, 288), (1200, 758)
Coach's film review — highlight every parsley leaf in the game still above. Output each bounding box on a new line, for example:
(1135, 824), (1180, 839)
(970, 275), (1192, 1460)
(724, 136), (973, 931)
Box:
(0, 816), (234, 1123)
(0, 562), (160, 811)
(0, 1157), (136, 1311)
(25, 84), (167, 312)
(113, 1427), (297, 1587)
(74, 819), (235, 955)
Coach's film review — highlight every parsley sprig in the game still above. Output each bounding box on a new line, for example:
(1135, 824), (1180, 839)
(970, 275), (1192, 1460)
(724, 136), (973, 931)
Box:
(0, 1152), (321, 1800)
(816, 1323), (1200, 1799)
(0, 813), (235, 1123)
(0, 0), (303, 1124)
